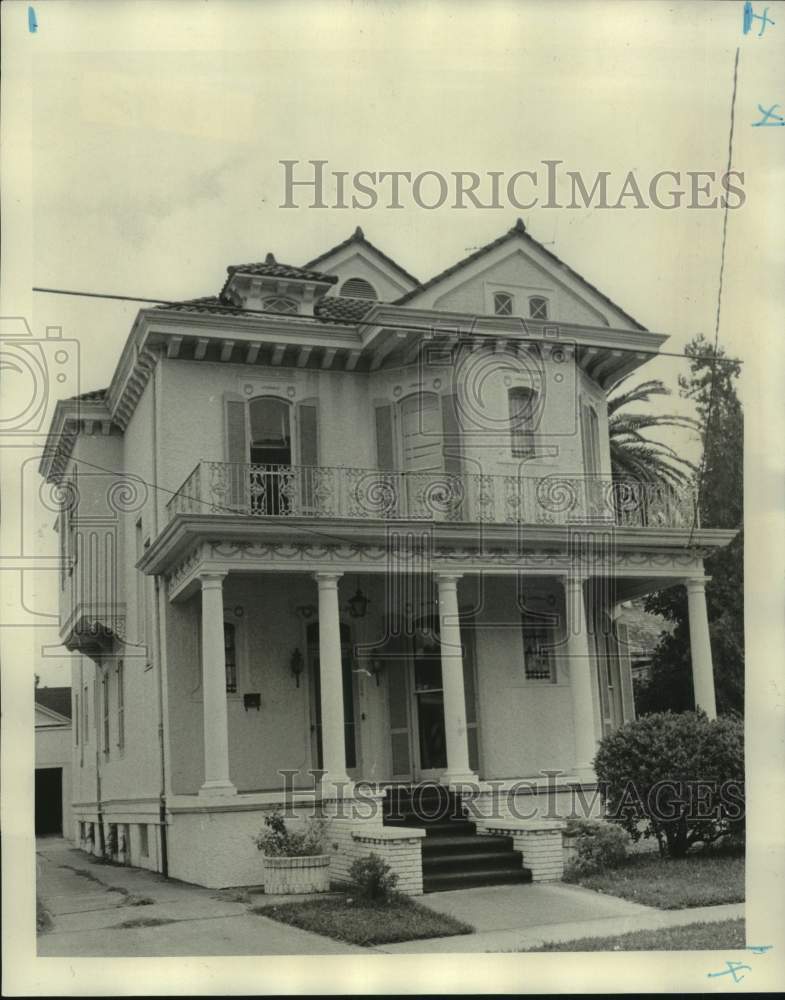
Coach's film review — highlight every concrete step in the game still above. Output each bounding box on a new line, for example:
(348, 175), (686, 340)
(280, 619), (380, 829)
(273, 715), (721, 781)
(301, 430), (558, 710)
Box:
(422, 834), (514, 856)
(423, 867), (532, 893)
(423, 850), (524, 872)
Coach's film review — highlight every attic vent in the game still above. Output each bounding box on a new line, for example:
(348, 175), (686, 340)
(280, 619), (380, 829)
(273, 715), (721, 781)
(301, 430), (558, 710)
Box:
(262, 296), (298, 315)
(339, 277), (377, 301)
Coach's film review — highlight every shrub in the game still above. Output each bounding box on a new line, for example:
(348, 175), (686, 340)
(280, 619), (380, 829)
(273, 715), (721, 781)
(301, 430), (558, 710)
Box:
(594, 710), (744, 858)
(255, 809), (327, 858)
(349, 853), (399, 902)
(564, 818), (630, 878)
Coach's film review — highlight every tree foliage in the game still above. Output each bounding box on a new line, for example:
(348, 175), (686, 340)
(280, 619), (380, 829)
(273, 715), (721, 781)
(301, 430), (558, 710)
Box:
(637, 335), (744, 716)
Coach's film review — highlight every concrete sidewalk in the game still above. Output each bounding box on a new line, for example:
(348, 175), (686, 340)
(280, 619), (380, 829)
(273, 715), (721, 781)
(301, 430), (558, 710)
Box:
(36, 838), (363, 956)
(377, 882), (744, 953)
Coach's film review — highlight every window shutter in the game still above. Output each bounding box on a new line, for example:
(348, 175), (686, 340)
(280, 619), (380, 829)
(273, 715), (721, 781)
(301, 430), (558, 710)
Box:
(440, 392), (463, 477)
(375, 404), (395, 470)
(614, 621), (636, 723)
(224, 395), (248, 510)
(297, 402), (319, 467)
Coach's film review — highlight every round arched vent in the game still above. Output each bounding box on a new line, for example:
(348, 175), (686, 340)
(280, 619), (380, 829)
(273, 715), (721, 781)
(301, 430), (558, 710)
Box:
(339, 277), (377, 300)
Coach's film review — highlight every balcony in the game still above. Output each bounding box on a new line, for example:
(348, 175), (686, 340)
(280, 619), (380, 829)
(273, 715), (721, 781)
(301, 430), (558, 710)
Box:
(166, 462), (699, 529)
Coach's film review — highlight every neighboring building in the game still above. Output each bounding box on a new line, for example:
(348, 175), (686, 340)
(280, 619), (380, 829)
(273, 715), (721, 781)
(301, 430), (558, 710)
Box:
(616, 599), (676, 684)
(34, 685), (73, 838)
(39, 221), (736, 891)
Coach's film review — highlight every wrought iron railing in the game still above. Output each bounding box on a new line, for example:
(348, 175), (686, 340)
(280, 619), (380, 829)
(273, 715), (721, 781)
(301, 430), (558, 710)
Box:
(166, 462), (699, 529)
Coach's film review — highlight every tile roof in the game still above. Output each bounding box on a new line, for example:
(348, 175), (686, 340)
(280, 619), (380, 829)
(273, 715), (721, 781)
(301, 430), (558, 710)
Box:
(224, 253), (338, 285)
(305, 227), (421, 287)
(155, 296), (245, 316)
(35, 686), (72, 719)
(313, 295), (377, 324)
(394, 218), (647, 331)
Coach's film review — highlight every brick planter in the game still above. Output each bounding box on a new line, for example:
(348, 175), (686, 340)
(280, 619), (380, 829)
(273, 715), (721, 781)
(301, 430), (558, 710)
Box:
(263, 854), (332, 895)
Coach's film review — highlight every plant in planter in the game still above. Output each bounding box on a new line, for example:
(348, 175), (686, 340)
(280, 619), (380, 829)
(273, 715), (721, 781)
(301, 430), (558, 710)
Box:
(255, 810), (331, 895)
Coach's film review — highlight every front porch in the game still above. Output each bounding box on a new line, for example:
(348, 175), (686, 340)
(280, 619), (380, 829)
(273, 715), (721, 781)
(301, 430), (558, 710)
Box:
(146, 522), (727, 891)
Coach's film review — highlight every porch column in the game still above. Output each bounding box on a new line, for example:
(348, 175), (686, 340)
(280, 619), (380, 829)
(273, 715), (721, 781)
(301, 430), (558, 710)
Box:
(436, 573), (478, 786)
(564, 574), (598, 782)
(686, 576), (717, 719)
(314, 572), (350, 788)
(199, 572), (236, 796)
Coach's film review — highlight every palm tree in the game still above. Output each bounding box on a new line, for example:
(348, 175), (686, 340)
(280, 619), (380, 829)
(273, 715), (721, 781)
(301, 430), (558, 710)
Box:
(608, 376), (698, 492)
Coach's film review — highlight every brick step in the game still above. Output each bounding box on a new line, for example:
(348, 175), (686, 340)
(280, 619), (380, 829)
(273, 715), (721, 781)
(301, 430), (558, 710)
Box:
(423, 849), (523, 873)
(422, 834), (514, 856)
(423, 867), (532, 893)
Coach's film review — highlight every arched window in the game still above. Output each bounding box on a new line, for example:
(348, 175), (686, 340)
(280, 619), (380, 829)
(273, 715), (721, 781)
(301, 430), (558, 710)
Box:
(249, 397), (291, 463)
(339, 277), (377, 300)
(262, 296), (298, 314)
(529, 296), (549, 320)
(508, 387), (538, 458)
(493, 291), (514, 316)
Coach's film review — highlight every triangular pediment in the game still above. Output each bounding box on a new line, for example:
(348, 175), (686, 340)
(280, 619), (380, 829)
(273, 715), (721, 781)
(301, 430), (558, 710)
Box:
(398, 221), (646, 331)
(305, 228), (420, 302)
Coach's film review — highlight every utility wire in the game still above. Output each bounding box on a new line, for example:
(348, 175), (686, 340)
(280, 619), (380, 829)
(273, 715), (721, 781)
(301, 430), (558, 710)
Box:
(32, 285), (744, 367)
(687, 46), (740, 547)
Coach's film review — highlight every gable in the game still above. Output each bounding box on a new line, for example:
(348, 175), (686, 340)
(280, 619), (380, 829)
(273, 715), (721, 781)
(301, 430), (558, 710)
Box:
(431, 247), (613, 327)
(305, 230), (419, 302)
(35, 704), (71, 728)
(398, 222), (646, 331)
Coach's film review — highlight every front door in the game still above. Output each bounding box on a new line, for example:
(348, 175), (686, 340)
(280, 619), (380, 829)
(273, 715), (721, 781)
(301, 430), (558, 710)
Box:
(411, 616), (447, 779)
(307, 622), (360, 778)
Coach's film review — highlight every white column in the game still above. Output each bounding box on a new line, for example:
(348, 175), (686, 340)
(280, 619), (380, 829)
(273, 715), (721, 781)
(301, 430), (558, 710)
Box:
(686, 576), (717, 719)
(565, 574), (598, 782)
(436, 573), (478, 787)
(199, 572), (236, 796)
(314, 572), (350, 788)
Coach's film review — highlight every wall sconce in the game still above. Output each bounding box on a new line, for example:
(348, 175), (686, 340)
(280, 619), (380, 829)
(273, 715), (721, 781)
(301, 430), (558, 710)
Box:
(290, 648), (304, 688)
(369, 659), (384, 687)
(295, 604), (317, 620)
(347, 586), (370, 619)
(243, 693), (261, 711)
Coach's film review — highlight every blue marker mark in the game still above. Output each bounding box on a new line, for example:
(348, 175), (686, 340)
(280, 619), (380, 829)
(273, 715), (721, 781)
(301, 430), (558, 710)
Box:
(707, 960), (752, 983)
(752, 103), (785, 126)
(28, 6), (37, 33)
(743, 3), (775, 36)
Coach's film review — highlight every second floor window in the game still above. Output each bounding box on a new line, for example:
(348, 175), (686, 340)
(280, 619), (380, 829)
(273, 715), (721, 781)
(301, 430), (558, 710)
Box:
(117, 661), (125, 752)
(529, 296), (549, 320)
(493, 291), (513, 316)
(508, 387), (538, 458)
(102, 673), (110, 757)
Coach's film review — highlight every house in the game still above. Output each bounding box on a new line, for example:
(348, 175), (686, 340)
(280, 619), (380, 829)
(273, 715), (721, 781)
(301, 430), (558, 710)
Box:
(34, 684), (73, 839)
(616, 599), (676, 684)
(39, 221), (736, 892)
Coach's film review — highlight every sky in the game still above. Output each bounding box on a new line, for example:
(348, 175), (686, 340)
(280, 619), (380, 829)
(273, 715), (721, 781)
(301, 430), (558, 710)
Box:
(4, 0), (783, 684)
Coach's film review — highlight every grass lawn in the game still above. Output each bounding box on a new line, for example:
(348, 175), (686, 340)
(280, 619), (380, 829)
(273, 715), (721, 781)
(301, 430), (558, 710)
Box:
(565, 848), (745, 909)
(525, 918), (745, 952)
(254, 893), (474, 946)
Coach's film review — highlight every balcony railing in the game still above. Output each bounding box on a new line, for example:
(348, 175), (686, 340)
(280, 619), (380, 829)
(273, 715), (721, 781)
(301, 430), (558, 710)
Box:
(166, 462), (699, 529)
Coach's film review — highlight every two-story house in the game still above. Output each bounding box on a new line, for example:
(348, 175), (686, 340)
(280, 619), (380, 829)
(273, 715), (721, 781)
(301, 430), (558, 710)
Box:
(39, 221), (735, 893)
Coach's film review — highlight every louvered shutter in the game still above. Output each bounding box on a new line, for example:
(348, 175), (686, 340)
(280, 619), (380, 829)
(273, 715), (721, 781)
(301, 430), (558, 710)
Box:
(297, 401), (319, 510)
(375, 404), (395, 470)
(224, 395), (248, 511)
(615, 621), (637, 722)
(440, 392), (464, 518)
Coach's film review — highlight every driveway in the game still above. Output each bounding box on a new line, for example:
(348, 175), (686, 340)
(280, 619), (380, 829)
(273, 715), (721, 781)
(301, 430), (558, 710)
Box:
(36, 838), (363, 956)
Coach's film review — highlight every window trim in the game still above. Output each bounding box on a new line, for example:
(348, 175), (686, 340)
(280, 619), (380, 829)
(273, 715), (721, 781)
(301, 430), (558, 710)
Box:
(508, 386), (538, 459)
(528, 295), (549, 320)
(521, 611), (558, 683)
(262, 295), (298, 315)
(102, 672), (110, 758)
(116, 660), (125, 753)
(493, 291), (514, 316)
